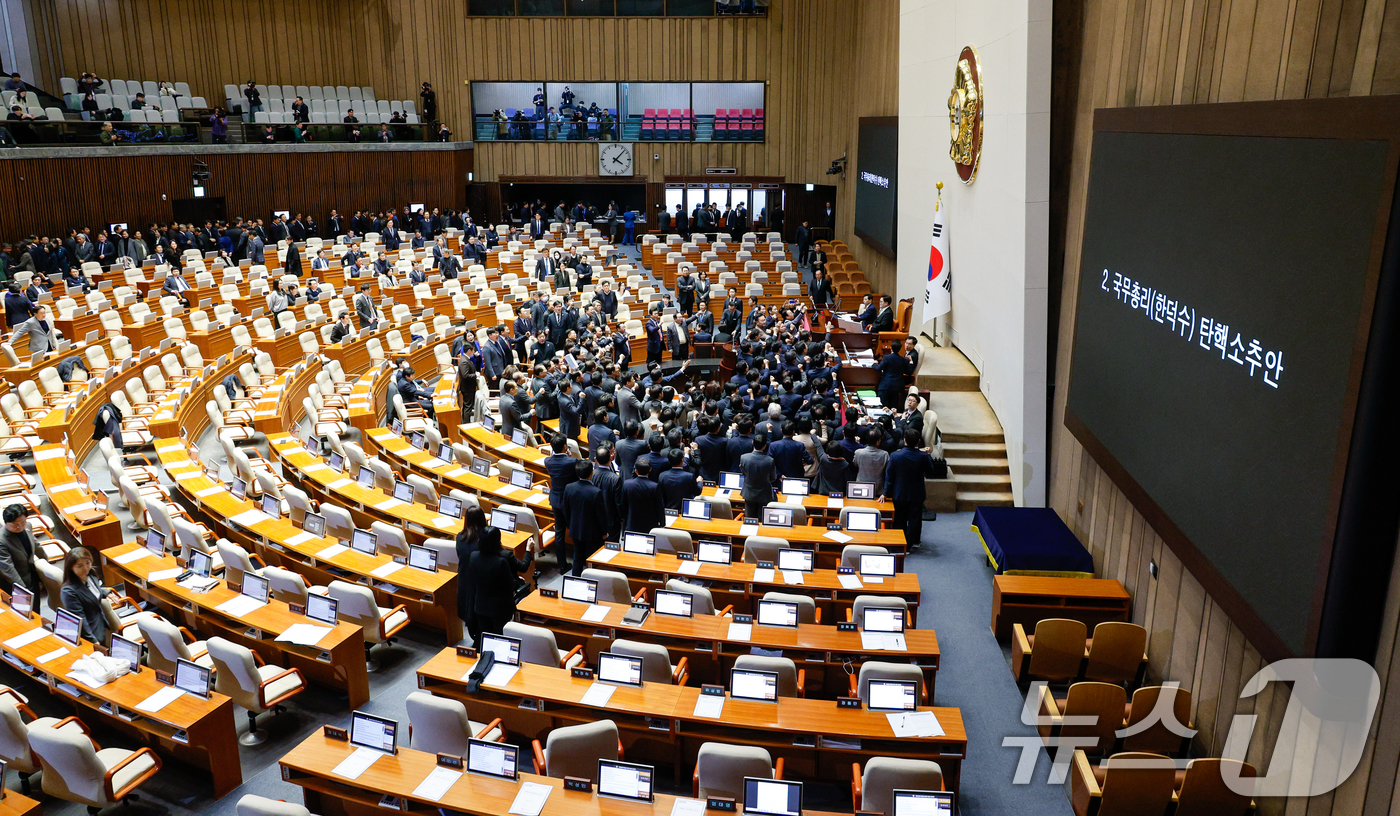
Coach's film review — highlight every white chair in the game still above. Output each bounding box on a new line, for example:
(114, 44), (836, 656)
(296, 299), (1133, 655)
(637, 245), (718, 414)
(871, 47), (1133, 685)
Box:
(0, 687), (90, 793)
(854, 662), (927, 704)
(326, 580), (409, 669)
(135, 615), (213, 673)
(370, 520), (410, 559)
(609, 639), (688, 685)
(852, 758), (945, 815)
(694, 743), (781, 800)
(760, 591), (819, 624)
(420, 537), (458, 572)
(530, 720), (620, 782)
(663, 578), (731, 616)
(503, 621), (583, 669)
(579, 568), (636, 605)
(734, 654), (804, 697)
(28, 721), (161, 810)
(405, 691), (502, 754)
(840, 544), (888, 570)
(207, 637), (306, 745)
(264, 566), (324, 606)
(743, 536), (789, 564)
(237, 795), (312, 816)
(217, 540), (266, 585)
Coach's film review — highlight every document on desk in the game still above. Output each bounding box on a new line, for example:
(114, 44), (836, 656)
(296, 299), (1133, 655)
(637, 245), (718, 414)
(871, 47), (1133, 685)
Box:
(421, 457), (448, 469)
(739, 524), (759, 536)
(230, 509), (272, 527)
(147, 568), (183, 583)
(677, 560), (702, 575)
(445, 468), (469, 478)
(469, 662), (520, 687)
(216, 594), (267, 617)
(275, 624), (333, 646)
(135, 685), (185, 713)
(113, 548), (154, 565)
(863, 575), (884, 584)
(195, 486), (225, 498)
(507, 781), (552, 816)
(497, 441), (521, 453)
(370, 562), (403, 578)
(178, 575), (220, 591)
(886, 711), (944, 738)
(412, 765), (462, 801)
(302, 463), (330, 473)
(727, 623), (753, 642)
(838, 574), (864, 590)
(36, 646), (70, 664)
(286, 531), (319, 547)
(171, 471), (202, 483)
(752, 568), (775, 584)
(781, 570), (804, 585)
(373, 498), (406, 512)
(591, 548), (617, 563)
(524, 494), (547, 506)
(827, 497), (845, 509)
(822, 530), (853, 544)
(665, 515), (680, 527)
(328, 479), (355, 489)
(693, 695), (725, 719)
(317, 544), (349, 559)
(3, 628), (50, 649)
(332, 746), (384, 780)
(859, 632), (906, 651)
(580, 682), (616, 708)
(671, 799), (709, 816)
(581, 604), (610, 623)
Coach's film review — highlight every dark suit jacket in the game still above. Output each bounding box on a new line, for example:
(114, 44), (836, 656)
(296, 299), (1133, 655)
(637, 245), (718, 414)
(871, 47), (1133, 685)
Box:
(617, 387), (643, 429)
(560, 480), (606, 548)
(870, 308), (895, 333)
(61, 577), (110, 643)
(596, 291), (618, 318)
(616, 437), (648, 479)
(769, 437), (812, 479)
(557, 392), (581, 441)
(809, 278), (834, 306)
(885, 447), (938, 503)
(460, 548), (533, 620)
(591, 468), (623, 534)
(726, 434), (754, 472)
(481, 341), (509, 380)
(545, 311), (570, 347)
(658, 468), (700, 509)
(696, 433), (728, 481)
(620, 476), (664, 534)
(0, 529), (39, 595)
(739, 450), (777, 508)
(587, 424), (616, 459)
(544, 453), (578, 509)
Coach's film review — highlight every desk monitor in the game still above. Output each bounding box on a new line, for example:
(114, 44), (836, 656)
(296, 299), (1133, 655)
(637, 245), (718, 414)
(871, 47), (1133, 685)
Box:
(260, 494), (280, 518)
(242, 572), (270, 603)
(438, 496), (463, 519)
(697, 540), (732, 565)
(408, 544), (438, 572)
(762, 507), (794, 528)
(745, 779), (803, 816)
(482, 414), (495, 432)
(328, 452), (345, 472)
(307, 593), (338, 625)
(303, 512), (326, 538)
(438, 443), (452, 461)
(54, 608), (82, 646)
(892, 790), (955, 816)
(561, 576), (598, 604)
(868, 679), (919, 712)
(110, 634), (142, 672)
(719, 471), (744, 490)
(489, 509), (517, 533)
(597, 759), (654, 803)
(481, 633), (521, 666)
(780, 478), (810, 497)
(858, 553), (896, 577)
(349, 710), (398, 754)
(595, 652), (644, 686)
(470, 457), (491, 477)
(231, 478), (247, 499)
(622, 532), (655, 556)
(510, 469), (532, 490)
(350, 529), (378, 555)
(848, 481), (876, 500)
(356, 466), (376, 488)
(175, 657), (213, 698)
(845, 509), (880, 533)
(681, 499), (711, 521)
(862, 606), (906, 633)
(391, 481), (414, 503)
(190, 550), (213, 578)
(510, 428), (529, 446)
(466, 738), (518, 781)
(391, 419), (403, 435)
(776, 548), (814, 573)
(145, 529), (166, 555)
(756, 599), (799, 627)
(730, 668), (779, 702)
(409, 431), (426, 450)
(653, 589), (693, 618)
(8, 584), (33, 619)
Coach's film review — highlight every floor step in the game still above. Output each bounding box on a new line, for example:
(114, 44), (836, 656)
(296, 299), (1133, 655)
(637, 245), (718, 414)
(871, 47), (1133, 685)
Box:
(947, 457), (1008, 475)
(957, 491), (1016, 511)
(920, 374), (981, 392)
(940, 430), (1006, 444)
(952, 472), (1012, 490)
(941, 441), (1006, 459)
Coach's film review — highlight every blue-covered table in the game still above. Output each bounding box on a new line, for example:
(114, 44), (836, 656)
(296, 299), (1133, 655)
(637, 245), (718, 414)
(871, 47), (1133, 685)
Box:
(971, 507), (1095, 577)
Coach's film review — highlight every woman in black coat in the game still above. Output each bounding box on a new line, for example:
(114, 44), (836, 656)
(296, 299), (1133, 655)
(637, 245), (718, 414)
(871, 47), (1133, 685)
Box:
(454, 507), (487, 569)
(459, 525), (533, 649)
(59, 547), (119, 645)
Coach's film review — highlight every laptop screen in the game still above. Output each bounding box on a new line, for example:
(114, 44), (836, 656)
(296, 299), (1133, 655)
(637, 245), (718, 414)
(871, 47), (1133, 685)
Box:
(110, 634), (142, 672)
(597, 760), (654, 802)
(845, 509), (880, 532)
(303, 512), (326, 537)
(145, 529), (166, 555)
(190, 550), (213, 577)
(893, 790), (955, 816)
(410, 431), (425, 449)
(437, 497), (462, 519)
(862, 606), (906, 633)
(510, 469), (533, 489)
(622, 533), (655, 556)
(349, 711), (398, 753)
(867, 679), (919, 711)
(350, 529), (377, 555)
(393, 481), (415, 503)
(356, 466), (375, 488)
(697, 541), (731, 564)
(762, 507), (793, 528)
(260, 494), (280, 517)
(408, 545), (438, 572)
(681, 500), (711, 520)
(859, 553), (896, 577)
(510, 428), (529, 446)
(756, 600), (799, 627)
(776, 549), (814, 572)
(483, 414), (495, 432)
(467, 738), (517, 780)
(470, 457), (491, 477)
(328, 452), (345, 472)
(307, 594), (338, 625)
(8, 584), (32, 618)
(719, 471), (744, 490)
(438, 443), (452, 461)
(561, 576), (598, 604)
(654, 590), (693, 617)
(596, 652), (643, 686)
(489, 509), (517, 533)
(231, 478), (247, 499)
(175, 657), (213, 698)
(780, 478), (809, 496)
(730, 669), (779, 702)
(744, 779), (803, 816)
(242, 572), (270, 603)
(54, 608), (82, 645)
(848, 481), (876, 500)
(481, 633), (521, 666)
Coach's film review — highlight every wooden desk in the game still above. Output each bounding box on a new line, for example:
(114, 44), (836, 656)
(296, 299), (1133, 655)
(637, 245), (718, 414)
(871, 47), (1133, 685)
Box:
(991, 576), (1132, 641)
(256, 332), (309, 370)
(0, 789), (42, 816)
(698, 486), (893, 524)
(667, 517), (907, 571)
(587, 546), (921, 619)
(361, 428), (553, 519)
(188, 323), (238, 361)
(31, 445), (122, 552)
(515, 592), (938, 699)
(1, 336), (111, 390)
(0, 601), (242, 795)
(459, 424), (549, 477)
(54, 310), (103, 344)
(101, 541), (370, 708)
(416, 652), (965, 797)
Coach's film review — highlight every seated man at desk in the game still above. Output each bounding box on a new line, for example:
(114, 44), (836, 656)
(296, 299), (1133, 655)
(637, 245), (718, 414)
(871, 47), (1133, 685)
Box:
(329, 311), (354, 344)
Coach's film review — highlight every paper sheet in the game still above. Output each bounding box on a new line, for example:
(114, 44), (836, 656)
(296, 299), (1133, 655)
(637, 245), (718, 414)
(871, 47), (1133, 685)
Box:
(677, 560), (702, 575)
(412, 766), (462, 801)
(827, 497), (845, 509)
(822, 530), (853, 543)
(3, 628), (48, 649)
(113, 548), (153, 565)
(36, 646), (70, 664)
(229, 509), (271, 527)
(421, 457), (448, 469)
(370, 562), (403, 578)
(581, 605), (610, 623)
(135, 685), (185, 713)
(216, 594), (267, 617)
(592, 549), (618, 563)
(670, 798), (709, 816)
(147, 568), (183, 582)
(431, 516), (453, 527)
(665, 515), (679, 527)
(373, 498), (406, 511)
(445, 468), (469, 478)
(524, 493), (547, 506)
(497, 441), (520, 453)
(195, 486), (225, 498)
(331, 746), (383, 780)
(275, 624), (333, 646)
(33, 448), (64, 461)
(838, 574), (864, 590)
(286, 531), (318, 546)
(727, 623), (752, 641)
(860, 632), (907, 651)
(317, 544), (349, 559)
(507, 782), (552, 816)
(63, 502), (96, 513)
(178, 575), (219, 591)
(467, 663), (520, 687)
(327, 479), (354, 489)
(752, 568), (775, 584)
(693, 694), (725, 719)
(172, 471), (204, 482)
(302, 463), (330, 473)
(863, 575), (885, 584)
(886, 711), (944, 738)
(739, 524), (758, 536)
(580, 682), (616, 707)
(781, 570), (804, 585)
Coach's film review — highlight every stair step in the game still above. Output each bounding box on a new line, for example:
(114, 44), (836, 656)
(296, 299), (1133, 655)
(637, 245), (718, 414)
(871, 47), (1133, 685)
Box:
(917, 374), (981, 392)
(941, 442), (1006, 458)
(952, 472), (1012, 488)
(947, 457), (1008, 475)
(941, 431), (1007, 444)
(957, 491), (1016, 511)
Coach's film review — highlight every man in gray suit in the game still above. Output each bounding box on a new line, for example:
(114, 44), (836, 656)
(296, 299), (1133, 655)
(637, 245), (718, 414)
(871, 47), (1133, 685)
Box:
(0, 504), (40, 595)
(498, 379), (532, 440)
(616, 371), (643, 429)
(739, 431), (778, 518)
(9, 305), (60, 356)
(480, 326), (509, 385)
(247, 233), (266, 270)
(353, 283), (377, 330)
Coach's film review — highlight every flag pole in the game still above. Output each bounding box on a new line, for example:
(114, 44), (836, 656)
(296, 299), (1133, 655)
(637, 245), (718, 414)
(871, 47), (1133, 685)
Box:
(933, 182), (949, 346)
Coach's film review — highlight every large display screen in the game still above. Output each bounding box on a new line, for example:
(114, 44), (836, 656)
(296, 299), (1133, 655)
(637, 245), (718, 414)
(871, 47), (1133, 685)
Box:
(1067, 126), (1392, 657)
(854, 117), (898, 258)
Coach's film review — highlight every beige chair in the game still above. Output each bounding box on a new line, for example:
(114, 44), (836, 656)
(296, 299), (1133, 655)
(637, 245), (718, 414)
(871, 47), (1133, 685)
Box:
(531, 720), (620, 783)
(207, 637), (307, 745)
(664, 579), (731, 616)
(1012, 618), (1088, 684)
(1173, 758), (1257, 816)
(264, 566), (324, 606)
(1069, 751), (1176, 816)
(236, 795), (313, 816)
(405, 691), (502, 754)
(1121, 686), (1193, 755)
(28, 718), (161, 810)
(370, 520), (411, 559)
(840, 544), (889, 569)
(326, 580), (409, 670)
(760, 591), (819, 624)
(743, 536), (789, 564)
(503, 621), (584, 669)
(610, 638), (689, 685)
(850, 595), (911, 629)
(733, 654), (804, 697)
(851, 757), (944, 815)
(852, 661), (928, 704)
(217, 540), (266, 586)
(0, 687), (88, 792)
(693, 742), (782, 799)
(1035, 681), (1126, 756)
(649, 527), (694, 555)
(1084, 621), (1148, 685)
(421, 537), (459, 572)
(580, 568), (638, 605)
(136, 615), (213, 672)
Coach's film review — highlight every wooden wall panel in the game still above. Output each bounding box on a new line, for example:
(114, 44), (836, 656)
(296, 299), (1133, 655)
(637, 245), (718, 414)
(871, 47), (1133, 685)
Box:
(22, 0), (898, 296)
(1052, 0), (1400, 814)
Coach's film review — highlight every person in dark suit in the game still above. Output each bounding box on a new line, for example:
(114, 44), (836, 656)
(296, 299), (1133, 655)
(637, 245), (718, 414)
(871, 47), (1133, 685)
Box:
(60, 547), (122, 644)
(616, 374), (644, 429)
(855, 294), (878, 327)
(513, 306), (535, 363)
(795, 220), (812, 269)
(739, 432), (777, 518)
(694, 417), (728, 482)
(587, 407), (617, 460)
(0, 505), (41, 596)
(530, 214), (546, 239)
(592, 444), (624, 541)
(353, 284), (377, 330)
(620, 460), (664, 534)
(459, 526), (534, 648)
(658, 449), (700, 509)
(329, 311), (354, 344)
(455, 506), (488, 570)
(615, 421), (648, 481)
(613, 325), (631, 369)
(876, 340), (912, 409)
(544, 434), (579, 570)
(558, 460), (605, 577)
(480, 326), (510, 384)
(544, 302), (570, 348)
(869, 295), (895, 333)
(595, 280), (618, 320)
(557, 379), (581, 441)
(726, 415), (755, 472)
(675, 268), (697, 315)
(809, 268), (834, 308)
(769, 422), (812, 479)
(499, 380), (532, 439)
(162, 268), (193, 304)
(644, 311), (663, 368)
(883, 428), (940, 551)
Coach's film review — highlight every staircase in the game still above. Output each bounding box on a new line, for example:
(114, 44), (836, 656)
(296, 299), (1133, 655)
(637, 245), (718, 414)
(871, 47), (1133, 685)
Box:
(943, 437), (1014, 511)
(915, 346), (1016, 511)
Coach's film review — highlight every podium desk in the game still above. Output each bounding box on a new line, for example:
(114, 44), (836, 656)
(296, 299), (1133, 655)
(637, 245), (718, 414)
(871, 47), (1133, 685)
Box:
(101, 540), (370, 708)
(0, 600), (242, 796)
(666, 517), (907, 571)
(53, 310), (103, 344)
(416, 652), (965, 798)
(586, 545), (921, 619)
(119, 319), (169, 354)
(515, 592), (938, 700)
(189, 322), (238, 361)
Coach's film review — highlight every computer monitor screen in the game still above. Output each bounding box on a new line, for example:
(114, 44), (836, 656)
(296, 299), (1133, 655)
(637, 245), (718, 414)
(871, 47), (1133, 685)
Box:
(350, 529), (377, 555)
(481, 633), (521, 666)
(697, 541), (731, 564)
(762, 507), (794, 528)
(780, 478), (809, 496)
(145, 529), (166, 555)
(438, 497), (463, 519)
(391, 419), (403, 435)
(410, 432), (426, 449)
(845, 510), (880, 532)
(719, 472), (744, 490)
(54, 608), (82, 645)
(867, 679), (919, 711)
(848, 482), (876, 500)
(175, 657), (213, 698)
(260, 494), (280, 517)
(8, 584), (32, 618)
(730, 669), (779, 702)
(438, 443), (452, 461)
(654, 590), (693, 617)
(561, 576), (598, 604)
(596, 652), (643, 686)
(490, 509), (517, 533)
(510, 469), (532, 489)
(466, 738), (518, 780)
(862, 606), (906, 633)
(303, 513), (326, 537)
(859, 553), (896, 577)
(743, 778), (803, 816)
(349, 711), (398, 753)
(776, 549), (814, 572)
(756, 600), (799, 627)
(682, 500), (711, 520)
(328, 452), (345, 472)
(511, 428), (529, 446)
(483, 414), (495, 432)
(307, 594), (338, 625)
(470, 457), (491, 477)
(597, 760), (655, 802)
(892, 790), (955, 816)
(110, 634), (142, 671)
(231, 478), (247, 499)
(408, 545), (438, 572)
(393, 481), (415, 503)
(190, 550), (213, 577)
(356, 466), (375, 488)
(622, 533), (655, 556)
(242, 572), (270, 603)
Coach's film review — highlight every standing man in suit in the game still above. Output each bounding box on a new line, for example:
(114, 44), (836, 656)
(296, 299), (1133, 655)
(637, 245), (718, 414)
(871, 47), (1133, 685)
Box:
(353, 283), (378, 330)
(9, 305), (60, 356)
(596, 280), (618, 321)
(481, 326), (509, 385)
(94, 231), (116, 268)
(658, 449), (700, 510)
(676, 266), (697, 315)
(591, 444), (624, 542)
(795, 220), (812, 270)
(544, 300), (570, 348)
(0, 505), (41, 596)
(620, 460), (664, 534)
(513, 305), (535, 363)
(556, 379), (581, 441)
(616, 372), (644, 429)
(613, 323), (632, 369)
(769, 422), (813, 479)
(883, 428), (940, 551)
(587, 407), (617, 460)
(644, 309), (663, 368)
(615, 421), (648, 480)
(544, 434), (579, 568)
(739, 432), (777, 519)
(530, 213), (546, 240)
(498, 379), (532, 440)
(558, 460), (605, 577)
(869, 295), (895, 332)
(247, 231), (265, 269)
(809, 268), (834, 308)
(534, 251), (556, 283)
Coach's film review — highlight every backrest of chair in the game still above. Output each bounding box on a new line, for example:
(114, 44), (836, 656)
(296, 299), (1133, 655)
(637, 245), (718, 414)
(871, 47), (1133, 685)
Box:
(580, 568), (631, 604)
(28, 726), (108, 805)
(696, 743), (773, 800)
(544, 720), (618, 781)
(217, 540), (258, 584)
(405, 691), (473, 756)
(664, 579), (716, 615)
(852, 595), (907, 625)
(1085, 622), (1147, 684)
(1123, 686), (1192, 754)
(1060, 682), (1128, 755)
(761, 591), (816, 625)
(370, 520), (410, 558)
(1029, 618), (1087, 682)
(207, 636), (263, 712)
(136, 615), (192, 672)
(264, 565), (310, 605)
(1173, 758), (1255, 816)
(860, 757), (944, 816)
(326, 580), (379, 635)
(323, 504), (354, 540)
(856, 661), (925, 703)
(733, 655), (799, 698)
(609, 639), (673, 684)
(743, 536), (789, 564)
(1097, 752), (1178, 816)
(840, 545), (888, 569)
(503, 621), (560, 667)
(236, 795), (312, 816)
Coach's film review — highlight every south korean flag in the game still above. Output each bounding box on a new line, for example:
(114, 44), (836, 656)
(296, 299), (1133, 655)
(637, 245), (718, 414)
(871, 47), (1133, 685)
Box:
(924, 204), (951, 320)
